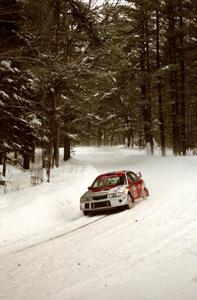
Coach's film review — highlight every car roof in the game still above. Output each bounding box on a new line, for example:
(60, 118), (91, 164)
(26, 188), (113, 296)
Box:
(96, 170), (129, 179)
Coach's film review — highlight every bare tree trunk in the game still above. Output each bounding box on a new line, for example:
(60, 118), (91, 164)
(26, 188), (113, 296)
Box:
(0, 151), (3, 164)
(156, 7), (166, 156)
(97, 128), (102, 147)
(45, 142), (53, 182)
(52, 91), (60, 168)
(138, 9), (153, 154)
(2, 152), (6, 177)
(23, 153), (30, 170)
(52, 0), (61, 54)
(64, 134), (70, 161)
(31, 144), (35, 163)
(14, 150), (18, 160)
(53, 122), (60, 167)
(140, 54), (153, 154)
(145, 19), (154, 154)
(167, 1), (180, 155)
(125, 115), (131, 147)
(110, 133), (114, 146)
(179, 2), (186, 155)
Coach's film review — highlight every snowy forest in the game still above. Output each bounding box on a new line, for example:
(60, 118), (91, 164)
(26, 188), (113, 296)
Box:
(0, 0), (197, 176)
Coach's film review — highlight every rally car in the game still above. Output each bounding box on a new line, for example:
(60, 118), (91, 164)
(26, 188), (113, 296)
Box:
(80, 170), (149, 215)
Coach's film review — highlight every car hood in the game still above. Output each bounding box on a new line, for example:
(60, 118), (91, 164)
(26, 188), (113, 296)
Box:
(82, 185), (127, 198)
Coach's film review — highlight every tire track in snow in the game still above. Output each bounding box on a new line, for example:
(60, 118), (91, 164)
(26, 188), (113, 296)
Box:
(13, 214), (108, 254)
(0, 214), (108, 256)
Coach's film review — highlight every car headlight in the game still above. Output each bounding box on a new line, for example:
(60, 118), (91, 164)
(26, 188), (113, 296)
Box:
(108, 192), (124, 198)
(80, 196), (90, 203)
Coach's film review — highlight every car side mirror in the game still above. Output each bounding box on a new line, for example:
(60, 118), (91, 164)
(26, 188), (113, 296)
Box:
(88, 186), (91, 191)
(138, 172), (142, 178)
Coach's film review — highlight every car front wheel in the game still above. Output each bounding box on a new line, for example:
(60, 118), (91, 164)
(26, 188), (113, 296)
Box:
(141, 187), (149, 199)
(127, 194), (134, 209)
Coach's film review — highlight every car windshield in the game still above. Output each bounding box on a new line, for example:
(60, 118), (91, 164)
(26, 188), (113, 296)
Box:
(92, 175), (126, 188)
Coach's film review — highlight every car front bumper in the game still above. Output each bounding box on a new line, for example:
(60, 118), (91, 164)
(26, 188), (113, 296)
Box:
(80, 194), (128, 212)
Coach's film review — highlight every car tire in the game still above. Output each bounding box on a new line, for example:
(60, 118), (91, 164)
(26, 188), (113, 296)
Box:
(142, 187), (149, 199)
(127, 194), (134, 209)
(83, 211), (89, 216)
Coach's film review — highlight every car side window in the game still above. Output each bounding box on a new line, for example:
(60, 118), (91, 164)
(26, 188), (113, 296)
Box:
(127, 172), (134, 183)
(131, 172), (139, 182)
(127, 172), (138, 183)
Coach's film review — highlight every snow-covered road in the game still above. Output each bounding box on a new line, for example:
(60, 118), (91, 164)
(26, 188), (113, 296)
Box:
(0, 146), (197, 300)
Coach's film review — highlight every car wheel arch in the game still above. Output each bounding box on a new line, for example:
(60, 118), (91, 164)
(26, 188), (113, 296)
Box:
(126, 193), (134, 209)
(128, 191), (134, 202)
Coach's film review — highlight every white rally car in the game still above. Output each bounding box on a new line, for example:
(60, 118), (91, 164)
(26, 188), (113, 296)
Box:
(80, 170), (149, 215)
